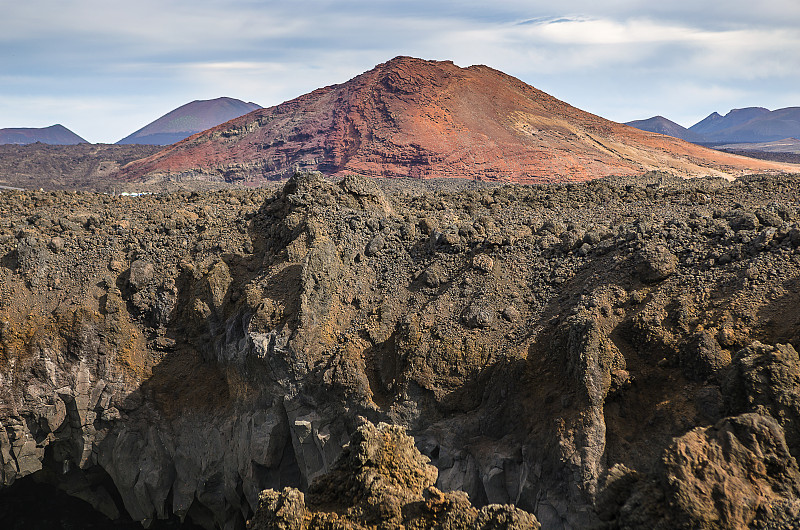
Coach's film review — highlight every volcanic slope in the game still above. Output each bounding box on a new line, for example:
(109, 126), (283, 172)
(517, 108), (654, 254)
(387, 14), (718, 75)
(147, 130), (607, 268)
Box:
(117, 97), (262, 145)
(118, 57), (795, 185)
(0, 124), (87, 145)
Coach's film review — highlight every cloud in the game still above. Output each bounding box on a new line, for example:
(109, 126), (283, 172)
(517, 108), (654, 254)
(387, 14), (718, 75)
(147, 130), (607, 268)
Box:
(439, 16), (800, 77)
(517, 17), (699, 45)
(2, 1), (799, 142)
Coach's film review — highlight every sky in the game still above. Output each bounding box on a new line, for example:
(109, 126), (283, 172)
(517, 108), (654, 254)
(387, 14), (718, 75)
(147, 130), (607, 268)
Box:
(2, 1), (799, 144)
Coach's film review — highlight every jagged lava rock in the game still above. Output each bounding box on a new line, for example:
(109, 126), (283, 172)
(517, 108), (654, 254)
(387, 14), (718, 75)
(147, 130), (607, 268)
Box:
(248, 420), (539, 530)
(3, 173), (800, 529)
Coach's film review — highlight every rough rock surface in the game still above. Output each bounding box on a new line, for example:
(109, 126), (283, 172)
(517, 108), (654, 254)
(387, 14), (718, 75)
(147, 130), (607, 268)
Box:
(599, 413), (800, 529)
(118, 57), (795, 186)
(2, 172), (800, 529)
(0, 143), (162, 191)
(247, 420), (539, 529)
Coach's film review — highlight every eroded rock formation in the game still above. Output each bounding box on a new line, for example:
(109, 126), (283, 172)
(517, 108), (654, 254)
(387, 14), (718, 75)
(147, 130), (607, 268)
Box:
(248, 420), (539, 529)
(2, 172), (800, 529)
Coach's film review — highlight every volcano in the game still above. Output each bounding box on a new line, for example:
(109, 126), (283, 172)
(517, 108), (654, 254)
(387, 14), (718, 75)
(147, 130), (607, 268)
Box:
(625, 116), (706, 143)
(0, 124), (86, 145)
(117, 97), (262, 145)
(119, 57), (796, 184)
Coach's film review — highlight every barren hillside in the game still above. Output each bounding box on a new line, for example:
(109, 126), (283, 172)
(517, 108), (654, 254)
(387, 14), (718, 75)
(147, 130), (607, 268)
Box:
(118, 57), (797, 186)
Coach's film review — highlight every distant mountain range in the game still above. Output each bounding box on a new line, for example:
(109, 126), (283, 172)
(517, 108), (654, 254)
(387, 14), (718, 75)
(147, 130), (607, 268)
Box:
(688, 107), (771, 139)
(117, 97), (262, 145)
(0, 124), (87, 145)
(627, 107), (800, 147)
(2, 84), (796, 182)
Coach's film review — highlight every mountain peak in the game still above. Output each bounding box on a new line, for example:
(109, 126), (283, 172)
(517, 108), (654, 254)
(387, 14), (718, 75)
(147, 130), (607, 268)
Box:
(118, 59), (794, 184)
(725, 106), (770, 117)
(0, 124), (87, 145)
(690, 106), (800, 143)
(117, 97), (262, 145)
(381, 55), (454, 68)
(625, 116), (706, 143)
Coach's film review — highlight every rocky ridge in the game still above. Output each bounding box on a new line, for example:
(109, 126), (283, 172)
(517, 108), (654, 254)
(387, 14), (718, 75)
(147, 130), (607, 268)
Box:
(2, 172), (800, 529)
(690, 107), (800, 144)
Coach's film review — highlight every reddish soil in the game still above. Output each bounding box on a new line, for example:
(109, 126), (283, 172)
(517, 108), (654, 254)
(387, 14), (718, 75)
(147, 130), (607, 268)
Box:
(118, 57), (798, 185)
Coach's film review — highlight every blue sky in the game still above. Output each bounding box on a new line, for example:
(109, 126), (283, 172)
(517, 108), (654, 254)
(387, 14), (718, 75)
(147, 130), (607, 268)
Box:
(2, 0), (799, 143)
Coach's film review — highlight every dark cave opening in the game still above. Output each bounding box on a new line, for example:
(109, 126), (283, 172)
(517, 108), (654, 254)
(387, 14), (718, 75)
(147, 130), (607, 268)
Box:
(0, 473), (206, 530)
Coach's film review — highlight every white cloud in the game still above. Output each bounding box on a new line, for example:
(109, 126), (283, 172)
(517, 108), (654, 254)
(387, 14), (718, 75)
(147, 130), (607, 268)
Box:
(518, 17), (700, 45)
(2, 1), (799, 142)
(686, 29), (800, 79)
(436, 16), (800, 78)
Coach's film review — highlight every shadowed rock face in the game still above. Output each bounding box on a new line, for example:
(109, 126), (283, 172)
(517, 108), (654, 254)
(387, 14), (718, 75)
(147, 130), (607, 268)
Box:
(248, 420), (540, 529)
(118, 57), (796, 186)
(3, 172), (800, 529)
